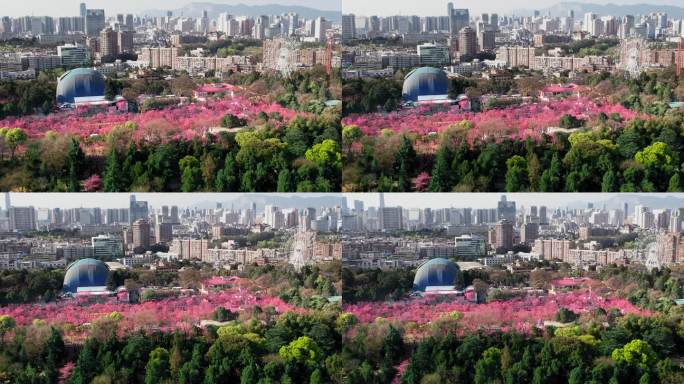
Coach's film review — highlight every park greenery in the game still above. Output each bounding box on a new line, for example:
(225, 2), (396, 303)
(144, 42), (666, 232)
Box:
(339, 263), (684, 384)
(0, 262), (342, 383)
(0, 67), (340, 192)
(342, 68), (684, 192)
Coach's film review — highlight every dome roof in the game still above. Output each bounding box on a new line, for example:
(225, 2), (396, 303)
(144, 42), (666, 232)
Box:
(402, 67), (449, 102)
(63, 258), (110, 293)
(56, 68), (106, 105)
(413, 258), (460, 291)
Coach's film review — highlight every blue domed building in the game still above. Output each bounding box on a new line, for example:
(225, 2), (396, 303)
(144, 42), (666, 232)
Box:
(56, 68), (106, 105)
(63, 258), (110, 294)
(413, 258), (460, 292)
(402, 67), (450, 104)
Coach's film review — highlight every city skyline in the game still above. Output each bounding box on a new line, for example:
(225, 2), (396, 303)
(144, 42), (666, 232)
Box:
(342, 0), (684, 17)
(2, 0), (340, 18)
(3, 193), (338, 210)
(6, 193), (684, 211)
(344, 193), (684, 210)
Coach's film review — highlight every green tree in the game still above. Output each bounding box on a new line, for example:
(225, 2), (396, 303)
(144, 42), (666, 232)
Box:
(394, 136), (417, 191)
(601, 169), (618, 192)
(279, 336), (321, 365)
(429, 145), (452, 192)
(103, 149), (123, 192)
(66, 137), (85, 192)
(215, 151), (238, 191)
(611, 339), (656, 371)
(559, 114), (585, 129)
(556, 307), (578, 323)
(382, 325), (404, 364)
(5, 127), (28, 158)
(668, 172), (683, 192)
(539, 153), (562, 192)
(277, 168), (294, 192)
(69, 338), (99, 384)
(179, 156), (202, 192)
(474, 347), (503, 384)
(505, 155), (528, 192)
(342, 125), (363, 151)
(0, 315), (15, 343)
(221, 114), (247, 128)
(178, 344), (203, 384)
(145, 347), (171, 384)
(635, 142), (673, 169)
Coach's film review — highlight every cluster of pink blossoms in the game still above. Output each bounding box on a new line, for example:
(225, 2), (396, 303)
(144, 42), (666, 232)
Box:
(343, 289), (648, 333)
(342, 97), (640, 141)
(0, 95), (303, 142)
(0, 277), (302, 335)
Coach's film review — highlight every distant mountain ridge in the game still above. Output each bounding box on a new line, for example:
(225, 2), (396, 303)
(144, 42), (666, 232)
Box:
(566, 194), (684, 211)
(142, 2), (340, 22)
(517, 2), (684, 18)
(190, 194), (347, 211)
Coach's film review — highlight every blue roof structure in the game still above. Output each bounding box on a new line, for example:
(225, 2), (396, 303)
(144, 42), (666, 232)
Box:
(413, 258), (460, 292)
(56, 68), (106, 105)
(63, 258), (110, 294)
(402, 67), (449, 102)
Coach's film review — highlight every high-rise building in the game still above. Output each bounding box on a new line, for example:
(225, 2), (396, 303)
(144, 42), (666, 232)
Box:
(417, 42), (450, 66)
(265, 205), (285, 229)
(9, 207), (36, 231)
(92, 235), (123, 259)
(132, 219), (150, 251)
(380, 207), (403, 231)
(314, 17), (330, 42)
(117, 30), (134, 53)
(497, 195), (516, 222)
(342, 14), (356, 41)
(635, 205), (654, 228)
(155, 222), (173, 243)
(533, 238), (571, 262)
(459, 26), (477, 56)
(655, 232), (678, 265)
(521, 222), (539, 244)
(80, 3), (87, 18)
(454, 234), (486, 258)
(170, 238), (209, 260)
(539, 206), (548, 225)
(493, 219), (514, 252)
(85, 9), (105, 36)
(3, 192), (9, 218)
(478, 29), (495, 51)
(670, 209), (682, 233)
(447, 3), (469, 37)
(490, 14), (499, 30)
(170, 206), (180, 223)
(129, 195), (149, 223)
(99, 28), (118, 57)
(377, 193), (386, 230)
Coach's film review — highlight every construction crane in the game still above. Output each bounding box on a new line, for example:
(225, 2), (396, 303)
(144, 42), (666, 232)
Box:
(325, 32), (334, 75)
(677, 37), (683, 82)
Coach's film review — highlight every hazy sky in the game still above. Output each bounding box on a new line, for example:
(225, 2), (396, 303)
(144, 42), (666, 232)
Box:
(343, 0), (684, 17)
(2, 0), (340, 18)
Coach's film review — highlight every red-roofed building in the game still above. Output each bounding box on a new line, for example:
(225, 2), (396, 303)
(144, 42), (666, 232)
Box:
(194, 83), (239, 101)
(539, 83), (583, 101)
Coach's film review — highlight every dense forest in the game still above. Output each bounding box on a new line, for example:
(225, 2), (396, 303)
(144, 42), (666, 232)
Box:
(0, 311), (343, 384)
(0, 113), (340, 192)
